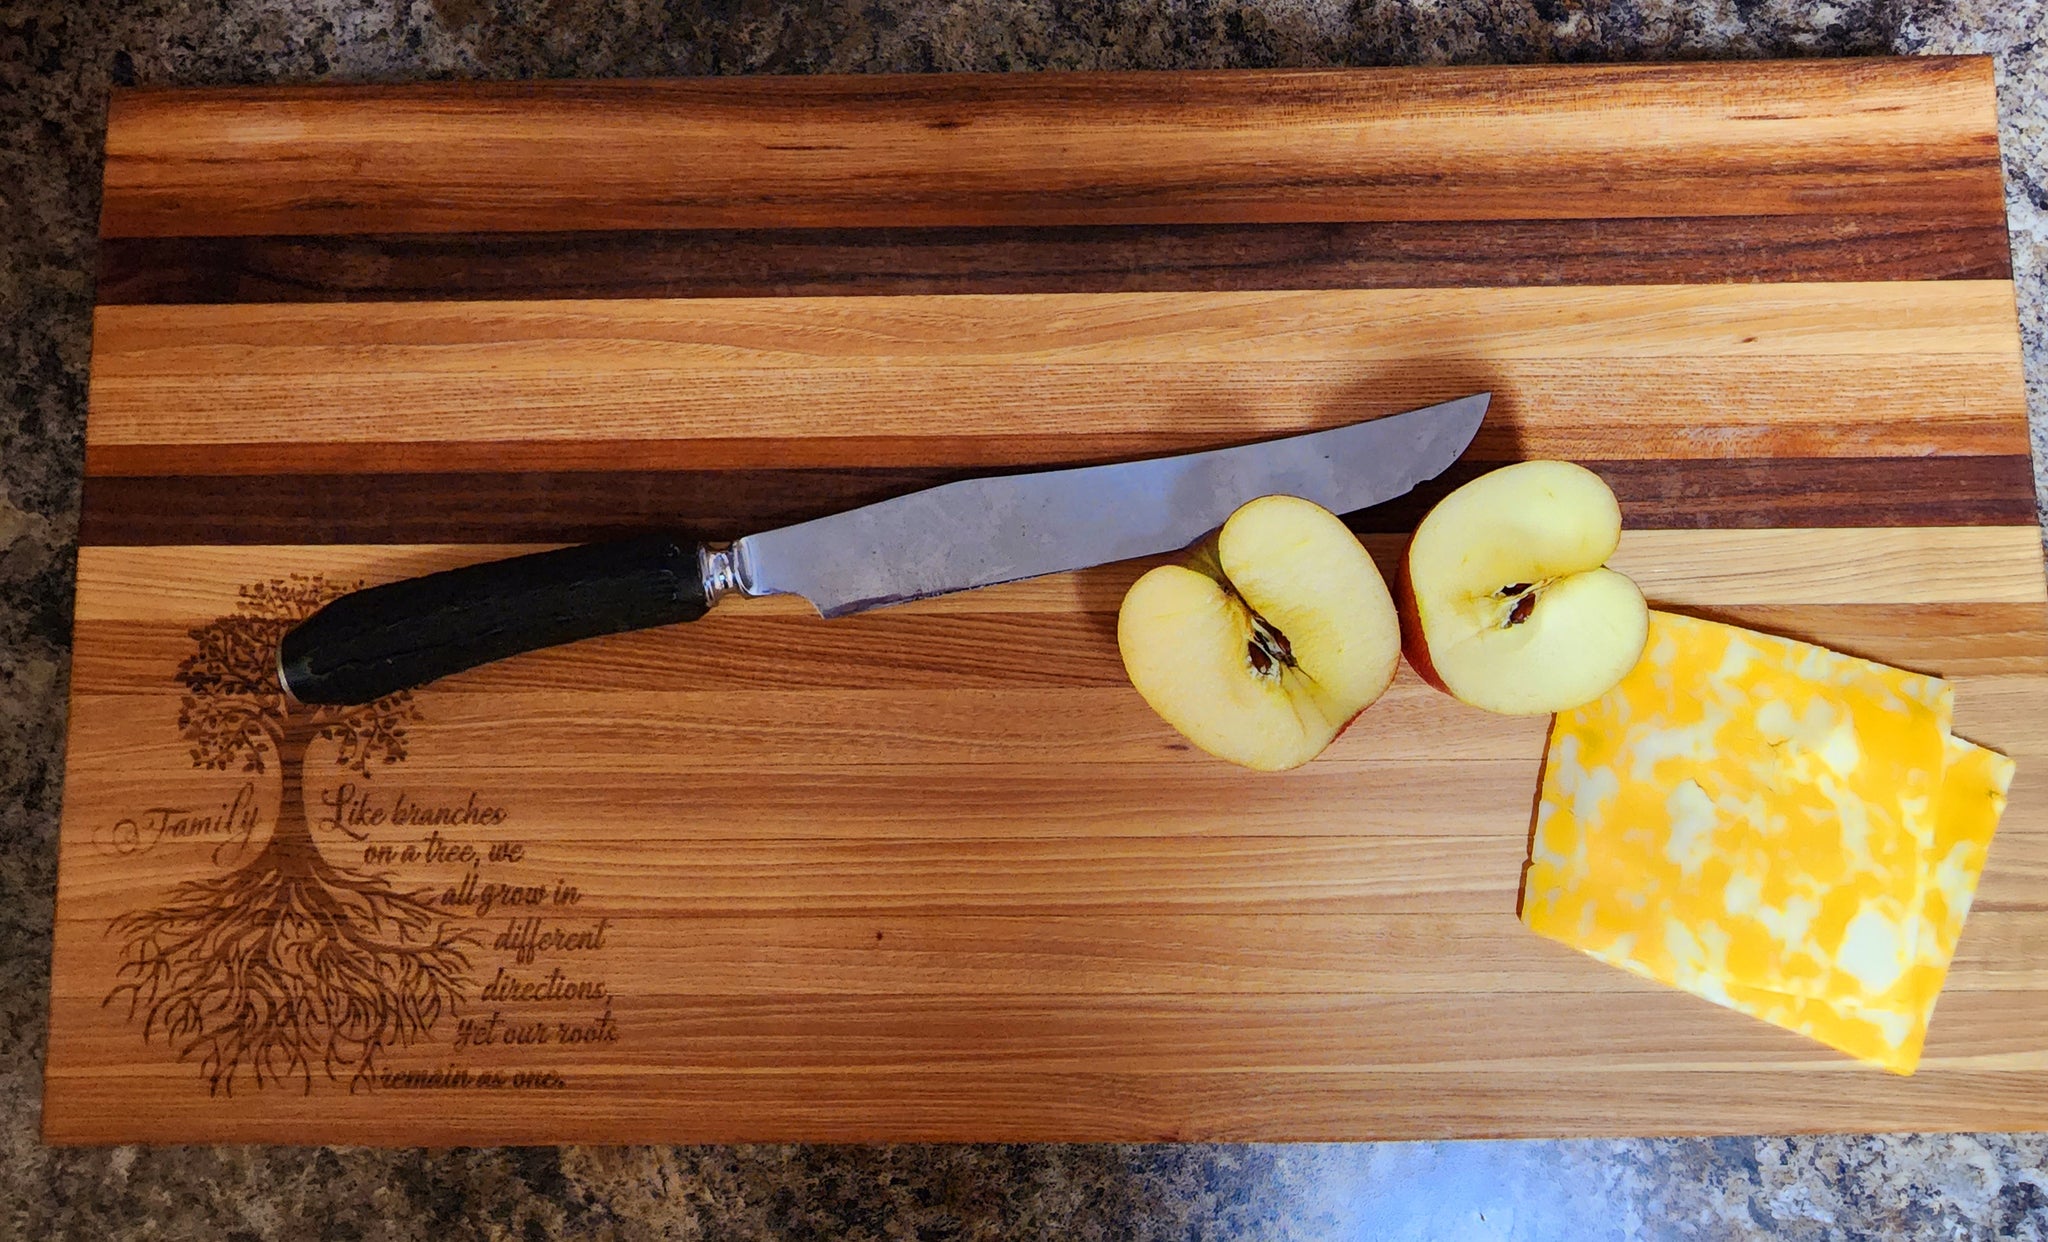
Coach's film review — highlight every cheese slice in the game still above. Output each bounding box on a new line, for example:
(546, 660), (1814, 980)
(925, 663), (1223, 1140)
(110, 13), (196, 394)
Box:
(1522, 610), (2014, 1074)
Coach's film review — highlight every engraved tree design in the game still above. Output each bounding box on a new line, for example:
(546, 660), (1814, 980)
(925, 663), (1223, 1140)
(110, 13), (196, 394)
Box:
(106, 575), (473, 1094)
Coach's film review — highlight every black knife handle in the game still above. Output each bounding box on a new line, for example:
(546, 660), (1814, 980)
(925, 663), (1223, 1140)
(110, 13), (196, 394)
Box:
(279, 536), (710, 705)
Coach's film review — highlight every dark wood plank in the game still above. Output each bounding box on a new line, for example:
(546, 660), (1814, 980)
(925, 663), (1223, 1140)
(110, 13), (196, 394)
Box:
(101, 60), (2005, 237)
(95, 214), (2013, 305)
(77, 457), (2041, 546)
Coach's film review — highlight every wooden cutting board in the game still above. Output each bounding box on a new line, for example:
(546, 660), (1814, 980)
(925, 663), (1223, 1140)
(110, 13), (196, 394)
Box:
(46, 58), (2048, 1145)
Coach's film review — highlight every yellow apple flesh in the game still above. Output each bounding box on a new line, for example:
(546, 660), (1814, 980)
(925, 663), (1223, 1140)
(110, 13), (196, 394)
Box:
(1117, 495), (1402, 771)
(1399, 460), (1648, 716)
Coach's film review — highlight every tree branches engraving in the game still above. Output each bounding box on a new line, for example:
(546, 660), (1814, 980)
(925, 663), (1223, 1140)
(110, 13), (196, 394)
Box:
(106, 576), (473, 1094)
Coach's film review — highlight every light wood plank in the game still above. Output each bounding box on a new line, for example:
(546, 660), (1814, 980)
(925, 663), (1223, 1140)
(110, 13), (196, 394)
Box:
(46, 990), (2048, 1073)
(51, 750), (1551, 841)
(48, 827), (2048, 919)
(52, 834), (1530, 916)
(101, 61), (2002, 237)
(67, 529), (2048, 631)
(1614, 529), (2048, 605)
(88, 285), (2027, 470)
(26, 912), (1659, 996)
(48, 909), (2048, 995)
(67, 603), (2048, 696)
(55, 662), (2048, 774)
(93, 286), (2024, 371)
(48, 741), (2048, 849)
(43, 1067), (2048, 1145)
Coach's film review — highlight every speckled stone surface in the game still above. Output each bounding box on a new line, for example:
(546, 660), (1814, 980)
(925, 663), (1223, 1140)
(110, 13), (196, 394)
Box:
(4, 2), (2047, 1238)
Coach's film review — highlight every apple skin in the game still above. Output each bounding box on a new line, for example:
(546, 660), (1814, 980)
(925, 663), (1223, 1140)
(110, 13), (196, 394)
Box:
(1395, 559), (1451, 696)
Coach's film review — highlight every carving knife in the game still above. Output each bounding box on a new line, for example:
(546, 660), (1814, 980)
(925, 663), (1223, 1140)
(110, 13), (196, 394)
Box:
(279, 392), (1490, 705)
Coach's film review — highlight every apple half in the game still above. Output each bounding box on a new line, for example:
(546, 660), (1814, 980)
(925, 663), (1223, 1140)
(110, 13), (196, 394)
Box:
(1399, 460), (1649, 716)
(1117, 495), (1402, 771)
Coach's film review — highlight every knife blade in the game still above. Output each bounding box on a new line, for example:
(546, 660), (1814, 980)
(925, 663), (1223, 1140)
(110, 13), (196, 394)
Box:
(279, 392), (1489, 705)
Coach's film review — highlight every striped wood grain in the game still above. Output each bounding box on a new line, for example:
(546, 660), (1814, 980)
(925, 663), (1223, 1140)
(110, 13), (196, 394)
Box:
(48, 59), (2046, 1145)
(64, 530), (2048, 618)
(76, 456), (2045, 546)
(100, 62), (2004, 236)
(95, 214), (2015, 305)
(39, 1067), (2048, 1145)
(85, 284), (2028, 476)
(46, 907), (2048, 993)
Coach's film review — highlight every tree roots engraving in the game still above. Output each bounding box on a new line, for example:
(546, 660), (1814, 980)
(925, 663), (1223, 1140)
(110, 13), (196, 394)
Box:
(105, 575), (475, 1094)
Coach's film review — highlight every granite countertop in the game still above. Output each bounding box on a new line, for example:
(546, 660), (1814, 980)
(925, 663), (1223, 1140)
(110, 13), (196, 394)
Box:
(4, 1), (2046, 1237)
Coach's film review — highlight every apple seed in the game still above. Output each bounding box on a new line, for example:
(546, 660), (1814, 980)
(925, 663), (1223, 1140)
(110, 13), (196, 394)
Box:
(1492, 579), (1551, 628)
(1245, 614), (1298, 678)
